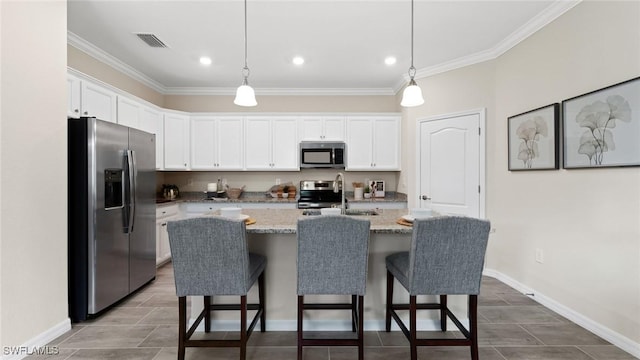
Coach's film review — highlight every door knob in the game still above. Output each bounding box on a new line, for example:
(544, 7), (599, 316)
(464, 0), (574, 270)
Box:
(421, 195), (431, 200)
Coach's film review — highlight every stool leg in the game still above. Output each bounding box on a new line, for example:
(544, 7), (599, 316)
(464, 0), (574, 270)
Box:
(240, 295), (247, 360)
(410, 295), (417, 360)
(259, 272), (266, 332)
(385, 270), (394, 332)
(351, 295), (357, 332)
(440, 294), (447, 331)
(358, 295), (364, 360)
(204, 296), (211, 333)
(297, 295), (304, 360)
(178, 296), (186, 360)
(470, 295), (479, 360)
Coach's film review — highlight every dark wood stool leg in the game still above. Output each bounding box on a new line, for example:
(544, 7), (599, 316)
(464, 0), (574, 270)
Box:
(297, 295), (304, 360)
(410, 295), (417, 360)
(358, 295), (364, 360)
(351, 294), (357, 332)
(178, 296), (187, 360)
(204, 296), (212, 333)
(469, 295), (479, 360)
(440, 294), (447, 331)
(385, 270), (394, 332)
(259, 272), (266, 332)
(240, 295), (247, 360)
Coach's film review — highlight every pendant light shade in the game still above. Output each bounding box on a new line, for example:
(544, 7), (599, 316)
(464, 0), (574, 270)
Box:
(234, 0), (257, 107)
(401, 0), (424, 107)
(401, 78), (424, 107)
(234, 76), (257, 107)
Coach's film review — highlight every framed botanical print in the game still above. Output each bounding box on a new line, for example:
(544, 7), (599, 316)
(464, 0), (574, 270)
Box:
(562, 77), (640, 169)
(508, 103), (560, 171)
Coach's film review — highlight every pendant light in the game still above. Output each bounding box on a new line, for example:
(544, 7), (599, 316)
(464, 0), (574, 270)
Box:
(400, 0), (424, 107)
(234, 0), (257, 107)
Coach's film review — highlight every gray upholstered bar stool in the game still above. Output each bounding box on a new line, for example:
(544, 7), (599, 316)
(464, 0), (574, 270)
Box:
(167, 217), (266, 360)
(296, 216), (371, 360)
(385, 216), (490, 360)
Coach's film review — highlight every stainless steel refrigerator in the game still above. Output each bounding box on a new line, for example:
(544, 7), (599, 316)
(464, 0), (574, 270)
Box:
(68, 117), (156, 322)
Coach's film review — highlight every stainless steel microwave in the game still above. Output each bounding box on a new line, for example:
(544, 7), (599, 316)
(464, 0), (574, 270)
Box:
(299, 141), (346, 169)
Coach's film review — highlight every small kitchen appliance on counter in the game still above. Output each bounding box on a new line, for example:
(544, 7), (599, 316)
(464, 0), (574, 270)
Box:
(297, 180), (347, 209)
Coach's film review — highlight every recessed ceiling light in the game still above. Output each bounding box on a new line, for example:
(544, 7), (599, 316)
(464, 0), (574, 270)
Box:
(384, 56), (397, 66)
(199, 56), (212, 66)
(292, 56), (305, 65)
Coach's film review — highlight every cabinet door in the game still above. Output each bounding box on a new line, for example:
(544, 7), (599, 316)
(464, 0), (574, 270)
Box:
(117, 96), (142, 129)
(271, 118), (299, 170)
(323, 116), (346, 141)
(140, 107), (164, 169)
(67, 75), (81, 118)
(372, 117), (400, 170)
(244, 117), (272, 169)
(216, 117), (244, 170)
(346, 118), (374, 170)
(190, 117), (217, 170)
(299, 117), (323, 141)
(81, 82), (117, 122)
(163, 113), (190, 169)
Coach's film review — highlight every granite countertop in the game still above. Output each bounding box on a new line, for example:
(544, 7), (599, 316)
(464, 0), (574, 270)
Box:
(164, 191), (408, 204)
(202, 208), (415, 235)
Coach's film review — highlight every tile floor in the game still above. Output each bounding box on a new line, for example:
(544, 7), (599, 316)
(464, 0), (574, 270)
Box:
(33, 263), (637, 360)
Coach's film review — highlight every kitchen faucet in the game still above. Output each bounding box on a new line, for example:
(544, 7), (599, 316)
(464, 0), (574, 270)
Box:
(334, 172), (346, 214)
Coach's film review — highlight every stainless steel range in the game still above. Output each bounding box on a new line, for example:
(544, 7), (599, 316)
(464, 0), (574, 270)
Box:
(297, 180), (346, 209)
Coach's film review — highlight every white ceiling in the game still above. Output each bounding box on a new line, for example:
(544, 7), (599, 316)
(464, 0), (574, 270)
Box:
(67, 0), (579, 95)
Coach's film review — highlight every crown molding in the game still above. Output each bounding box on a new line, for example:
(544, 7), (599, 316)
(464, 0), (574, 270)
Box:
(68, 31), (168, 94)
(402, 0), (581, 86)
(69, 0), (581, 97)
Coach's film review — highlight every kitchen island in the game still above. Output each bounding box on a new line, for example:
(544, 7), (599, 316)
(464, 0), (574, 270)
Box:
(185, 208), (467, 332)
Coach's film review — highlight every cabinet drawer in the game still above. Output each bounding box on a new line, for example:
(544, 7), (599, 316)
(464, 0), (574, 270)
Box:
(156, 204), (179, 219)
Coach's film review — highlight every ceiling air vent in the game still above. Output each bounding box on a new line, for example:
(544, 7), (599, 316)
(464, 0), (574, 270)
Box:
(135, 33), (168, 48)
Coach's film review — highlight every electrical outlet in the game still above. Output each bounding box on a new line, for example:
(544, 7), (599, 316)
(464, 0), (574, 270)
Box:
(187, 178), (194, 186)
(276, 178), (281, 185)
(535, 248), (544, 263)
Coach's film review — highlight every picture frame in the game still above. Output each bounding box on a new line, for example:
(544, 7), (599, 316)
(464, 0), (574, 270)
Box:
(562, 77), (640, 169)
(508, 103), (559, 171)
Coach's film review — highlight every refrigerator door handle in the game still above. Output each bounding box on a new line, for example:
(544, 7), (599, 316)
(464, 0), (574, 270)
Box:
(126, 149), (137, 233)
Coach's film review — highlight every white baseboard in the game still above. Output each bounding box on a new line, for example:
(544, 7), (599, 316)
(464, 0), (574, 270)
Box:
(483, 268), (640, 359)
(1, 318), (71, 360)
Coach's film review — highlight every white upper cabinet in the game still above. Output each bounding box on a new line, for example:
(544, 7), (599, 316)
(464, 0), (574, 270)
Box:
(163, 112), (190, 170)
(346, 116), (401, 171)
(117, 96), (142, 129)
(191, 116), (243, 170)
(245, 117), (298, 171)
(80, 81), (118, 123)
(299, 116), (345, 141)
(67, 74), (82, 118)
(140, 107), (164, 169)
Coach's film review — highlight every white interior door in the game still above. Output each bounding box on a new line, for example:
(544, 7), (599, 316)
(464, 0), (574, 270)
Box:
(417, 110), (485, 218)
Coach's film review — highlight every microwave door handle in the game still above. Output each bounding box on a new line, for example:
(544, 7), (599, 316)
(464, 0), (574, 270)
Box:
(126, 149), (136, 233)
(332, 149), (335, 165)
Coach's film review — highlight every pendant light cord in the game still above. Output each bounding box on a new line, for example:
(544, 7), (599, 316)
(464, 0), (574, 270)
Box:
(409, 0), (416, 79)
(243, 0), (250, 77)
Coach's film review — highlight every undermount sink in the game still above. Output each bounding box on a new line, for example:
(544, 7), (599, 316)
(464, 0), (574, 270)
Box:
(302, 209), (379, 216)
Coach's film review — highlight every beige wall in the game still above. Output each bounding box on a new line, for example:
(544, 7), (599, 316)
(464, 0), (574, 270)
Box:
(406, 0), (639, 345)
(1, 0), (69, 348)
(491, 0), (640, 343)
(68, 45), (164, 107)
(164, 94), (398, 113)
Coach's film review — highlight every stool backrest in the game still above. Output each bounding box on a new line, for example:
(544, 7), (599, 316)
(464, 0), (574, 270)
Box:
(409, 216), (490, 295)
(167, 217), (249, 296)
(297, 216), (371, 295)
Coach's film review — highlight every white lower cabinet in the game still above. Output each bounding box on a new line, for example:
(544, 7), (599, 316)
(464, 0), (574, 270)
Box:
(156, 204), (180, 266)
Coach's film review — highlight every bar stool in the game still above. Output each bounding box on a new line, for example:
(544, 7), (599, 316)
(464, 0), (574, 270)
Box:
(296, 215), (371, 360)
(167, 217), (266, 360)
(385, 216), (490, 360)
